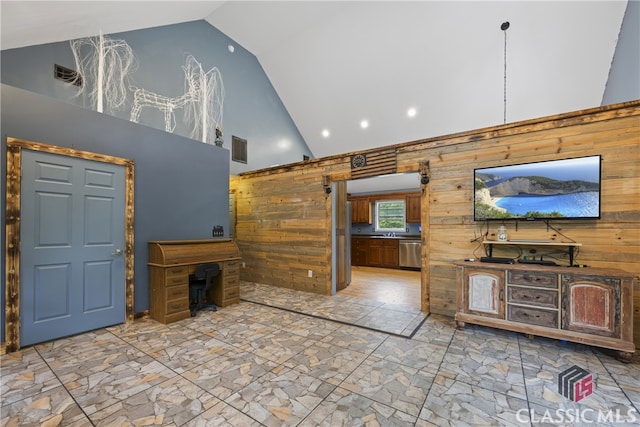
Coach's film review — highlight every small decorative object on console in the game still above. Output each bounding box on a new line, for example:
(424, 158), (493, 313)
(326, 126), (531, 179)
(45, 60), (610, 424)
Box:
(497, 225), (508, 242)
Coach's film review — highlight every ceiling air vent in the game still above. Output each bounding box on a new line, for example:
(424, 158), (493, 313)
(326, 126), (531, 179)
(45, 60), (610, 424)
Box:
(232, 136), (247, 164)
(54, 64), (82, 87)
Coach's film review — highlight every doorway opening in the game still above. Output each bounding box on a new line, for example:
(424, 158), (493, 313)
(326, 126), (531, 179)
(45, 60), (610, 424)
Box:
(332, 172), (425, 312)
(340, 266), (421, 308)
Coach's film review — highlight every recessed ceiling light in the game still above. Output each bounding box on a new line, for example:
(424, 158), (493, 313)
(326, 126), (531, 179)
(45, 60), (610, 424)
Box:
(228, 44), (235, 53)
(407, 107), (417, 118)
(360, 120), (369, 129)
(321, 129), (330, 138)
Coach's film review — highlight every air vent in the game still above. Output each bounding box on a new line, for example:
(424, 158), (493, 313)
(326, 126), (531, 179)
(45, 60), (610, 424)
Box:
(54, 64), (82, 87)
(232, 136), (247, 164)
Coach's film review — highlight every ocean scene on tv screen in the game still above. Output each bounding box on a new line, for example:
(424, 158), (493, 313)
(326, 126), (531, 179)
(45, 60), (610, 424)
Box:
(474, 156), (600, 220)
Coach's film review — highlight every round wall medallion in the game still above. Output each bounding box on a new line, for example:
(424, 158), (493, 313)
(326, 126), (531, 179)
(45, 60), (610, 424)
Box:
(351, 154), (366, 168)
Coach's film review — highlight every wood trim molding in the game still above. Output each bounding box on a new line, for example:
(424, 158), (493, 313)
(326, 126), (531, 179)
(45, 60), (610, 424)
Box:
(4, 137), (135, 352)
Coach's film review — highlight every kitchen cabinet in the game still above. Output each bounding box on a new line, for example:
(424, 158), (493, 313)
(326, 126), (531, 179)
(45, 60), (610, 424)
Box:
(351, 197), (372, 224)
(381, 240), (400, 268)
(406, 193), (421, 223)
(367, 238), (383, 266)
(352, 236), (400, 268)
(352, 237), (368, 266)
(455, 262), (635, 362)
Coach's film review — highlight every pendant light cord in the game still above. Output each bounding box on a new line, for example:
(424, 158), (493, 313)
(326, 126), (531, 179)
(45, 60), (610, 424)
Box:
(501, 21), (510, 124)
(503, 29), (507, 124)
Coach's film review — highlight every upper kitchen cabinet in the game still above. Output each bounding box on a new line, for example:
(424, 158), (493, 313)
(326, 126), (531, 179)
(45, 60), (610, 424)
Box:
(351, 197), (372, 224)
(406, 193), (421, 223)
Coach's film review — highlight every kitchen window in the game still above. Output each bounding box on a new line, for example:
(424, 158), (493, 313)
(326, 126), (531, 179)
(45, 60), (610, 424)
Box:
(375, 199), (406, 232)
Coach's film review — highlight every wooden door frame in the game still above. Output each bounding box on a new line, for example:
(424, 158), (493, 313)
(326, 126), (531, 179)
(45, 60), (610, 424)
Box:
(329, 161), (430, 313)
(4, 137), (135, 353)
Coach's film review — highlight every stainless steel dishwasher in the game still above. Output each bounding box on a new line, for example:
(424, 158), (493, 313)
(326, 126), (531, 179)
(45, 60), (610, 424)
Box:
(399, 239), (421, 269)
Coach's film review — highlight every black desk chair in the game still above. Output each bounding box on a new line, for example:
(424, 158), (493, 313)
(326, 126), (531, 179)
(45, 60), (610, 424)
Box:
(189, 262), (220, 316)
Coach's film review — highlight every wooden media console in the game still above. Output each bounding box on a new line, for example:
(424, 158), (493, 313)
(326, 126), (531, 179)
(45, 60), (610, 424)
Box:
(455, 261), (635, 362)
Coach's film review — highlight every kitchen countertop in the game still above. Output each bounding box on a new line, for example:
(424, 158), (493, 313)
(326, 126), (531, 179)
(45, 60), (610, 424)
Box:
(353, 235), (421, 240)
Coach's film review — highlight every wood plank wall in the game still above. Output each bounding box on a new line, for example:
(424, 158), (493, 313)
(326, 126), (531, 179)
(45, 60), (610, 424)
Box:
(230, 101), (640, 347)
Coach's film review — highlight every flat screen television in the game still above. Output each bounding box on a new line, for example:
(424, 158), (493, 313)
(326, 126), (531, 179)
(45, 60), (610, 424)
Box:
(474, 155), (601, 221)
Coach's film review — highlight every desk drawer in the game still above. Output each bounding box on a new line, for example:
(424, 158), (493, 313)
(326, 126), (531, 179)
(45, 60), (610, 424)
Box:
(507, 286), (558, 309)
(224, 285), (240, 300)
(165, 275), (188, 286)
(166, 297), (189, 315)
(507, 305), (558, 328)
(224, 262), (240, 276)
(164, 310), (191, 323)
(166, 266), (189, 278)
(166, 283), (188, 301)
(225, 267), (240, 278)
(224, 275), (239, 288)
(508, 271), (557, 288)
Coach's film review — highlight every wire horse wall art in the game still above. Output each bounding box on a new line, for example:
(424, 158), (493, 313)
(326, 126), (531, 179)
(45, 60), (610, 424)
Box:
(71, 32), (224, 144)
(129, 88), (192, 133)
(130, 55), (225, 144)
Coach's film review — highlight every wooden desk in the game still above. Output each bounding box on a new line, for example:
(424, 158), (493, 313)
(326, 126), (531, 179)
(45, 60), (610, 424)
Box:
(148, 239), (241, 323)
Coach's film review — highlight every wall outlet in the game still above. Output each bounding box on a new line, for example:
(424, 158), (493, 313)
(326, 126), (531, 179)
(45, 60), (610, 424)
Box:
(242, 262), (246, 268)
(308, 270), (313, 278)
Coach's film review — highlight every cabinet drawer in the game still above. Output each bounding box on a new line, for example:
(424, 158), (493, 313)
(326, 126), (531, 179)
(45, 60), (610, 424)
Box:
(508, 271), (557, 288)
(224, 285), (240, 300)
(507, 305), (558, 328)
(165, 275), (188, 286)
(226, 260), (240, 268)
(166, 284), (188, 301)
(507, 286), (558, 308)
(166, 297), (189, 315)
(166, 266), (189, 278)
(224, 266), (239, 276)
(163, 309), (191, 323)
(225, 276), (239, 288)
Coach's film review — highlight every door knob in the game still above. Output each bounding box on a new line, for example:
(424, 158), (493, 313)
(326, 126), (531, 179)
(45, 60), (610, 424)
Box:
(111, 249), (123, 256)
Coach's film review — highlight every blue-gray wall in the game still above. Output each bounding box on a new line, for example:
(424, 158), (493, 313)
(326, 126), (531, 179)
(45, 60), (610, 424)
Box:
(602, 0), (640, 104)
(0, 20), (312, 173)
(1, 20), (312, 344)
(1, 84), (231, 342)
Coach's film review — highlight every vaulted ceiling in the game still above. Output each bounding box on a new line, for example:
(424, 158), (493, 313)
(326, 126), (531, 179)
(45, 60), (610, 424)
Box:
(1, 1), (628, 192)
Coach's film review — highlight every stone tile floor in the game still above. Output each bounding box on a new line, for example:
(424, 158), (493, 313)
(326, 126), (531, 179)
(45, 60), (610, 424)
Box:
(1, 282), (638, 426)
(240, 282), (427, 338)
